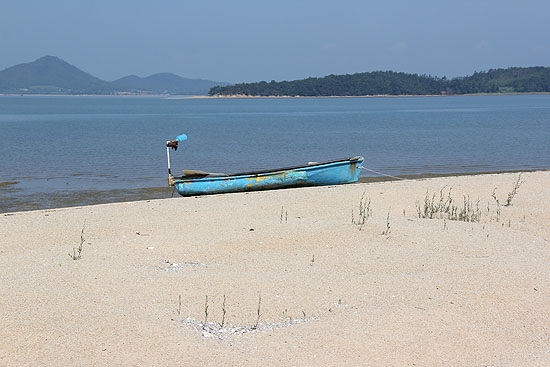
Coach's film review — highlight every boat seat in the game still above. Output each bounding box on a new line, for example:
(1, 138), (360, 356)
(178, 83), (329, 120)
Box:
(181, 169), (227, 178)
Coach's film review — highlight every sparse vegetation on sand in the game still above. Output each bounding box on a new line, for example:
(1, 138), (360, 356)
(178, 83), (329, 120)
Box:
(183, 293), (319, 340)
(492, 174), (524, 207)
(416, 175), (525, 225)
(352, 191), (372, 230)
(68, 223), (85, 260)
(416, 187), (481, 223)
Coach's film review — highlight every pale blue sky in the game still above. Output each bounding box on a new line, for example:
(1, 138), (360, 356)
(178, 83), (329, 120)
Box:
(1, 0), (549, 83)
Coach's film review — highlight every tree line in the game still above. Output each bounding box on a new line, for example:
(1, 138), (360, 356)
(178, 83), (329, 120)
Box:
(208, 67), (550, 96)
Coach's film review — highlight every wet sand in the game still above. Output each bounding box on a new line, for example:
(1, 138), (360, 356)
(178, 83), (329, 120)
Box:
(2, 169), (546, 214)
(1, 171), (549, 366)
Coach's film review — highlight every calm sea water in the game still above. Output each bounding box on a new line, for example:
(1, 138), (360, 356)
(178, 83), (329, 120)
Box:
(1, 95), (549, 211)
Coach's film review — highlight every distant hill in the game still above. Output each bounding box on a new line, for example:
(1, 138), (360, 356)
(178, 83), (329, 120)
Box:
(0, 56), (115, 94)
(112, 73), (226, 95)
(209, 67), (550, 96)
(0, 56), (226, 95)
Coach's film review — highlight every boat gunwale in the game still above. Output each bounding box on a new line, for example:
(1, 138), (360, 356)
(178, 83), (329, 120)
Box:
(173, 156), (364, 183)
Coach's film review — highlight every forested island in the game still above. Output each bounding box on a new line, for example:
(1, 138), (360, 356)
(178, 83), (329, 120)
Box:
(208, 67), (550, 97)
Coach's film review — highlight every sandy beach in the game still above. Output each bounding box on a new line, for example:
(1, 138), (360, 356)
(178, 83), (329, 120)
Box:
(1, 171), (549, 366)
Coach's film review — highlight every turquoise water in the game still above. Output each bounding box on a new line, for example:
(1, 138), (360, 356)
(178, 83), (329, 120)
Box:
(1, 95), (549, 210)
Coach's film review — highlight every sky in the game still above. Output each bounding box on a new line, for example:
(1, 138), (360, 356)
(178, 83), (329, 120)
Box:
(1, 0), (549, 83)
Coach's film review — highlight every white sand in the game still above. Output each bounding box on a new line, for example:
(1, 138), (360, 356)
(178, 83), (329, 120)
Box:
(1, 171), (549, 366)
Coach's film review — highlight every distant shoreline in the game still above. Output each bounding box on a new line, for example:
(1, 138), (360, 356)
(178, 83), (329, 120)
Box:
(1, 92), (549, 99)
(170, 92), (550, 99)
(0, 93), (180, 97)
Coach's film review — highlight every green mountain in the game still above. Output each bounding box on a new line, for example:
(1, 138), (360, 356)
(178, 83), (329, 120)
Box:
(0, 56), (115, 94)
(112, 73), (227, 95)
(0, 56), (226, 95)
(209, 67), (550, 96)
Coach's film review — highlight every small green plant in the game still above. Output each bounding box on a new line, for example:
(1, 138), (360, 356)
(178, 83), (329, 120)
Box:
(221, 294), (227, 327)
(253, 294), (262, 328)
(505, 174), (524, 206)
(491, 175), (525, 214)
(491, 188), (499, 204)
(492, 189), (502, 222)
(203, 295), (209, 328)
(382, 209), (391, 236)
(352, 192), (372, 230)
(416, 186), (453, 219)
(68, 223), (85, 260)
(456, 195), (481, 222)
(280, 206), (288, 223)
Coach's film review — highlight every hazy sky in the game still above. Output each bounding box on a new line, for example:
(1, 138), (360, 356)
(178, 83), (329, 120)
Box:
(1, 0), (549, 83)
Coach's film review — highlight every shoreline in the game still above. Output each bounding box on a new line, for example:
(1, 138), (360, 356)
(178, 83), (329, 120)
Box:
(1, 92), (549, 99)
(0, 93), (179, 97)
(2, 168), (547, 214)
(169, 92), (550, 99)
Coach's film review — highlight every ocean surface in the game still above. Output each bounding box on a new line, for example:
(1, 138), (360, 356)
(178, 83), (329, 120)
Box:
(1, 94), (549, 212)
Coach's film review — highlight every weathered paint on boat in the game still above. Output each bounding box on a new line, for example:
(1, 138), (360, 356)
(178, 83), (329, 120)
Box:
(173, 157), (364, 196)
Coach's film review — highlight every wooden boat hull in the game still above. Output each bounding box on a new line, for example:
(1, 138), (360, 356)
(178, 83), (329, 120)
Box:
(173, 157), (364, 196)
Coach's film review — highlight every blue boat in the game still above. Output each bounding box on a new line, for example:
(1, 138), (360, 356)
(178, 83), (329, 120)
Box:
(165, 134), (363, 196)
